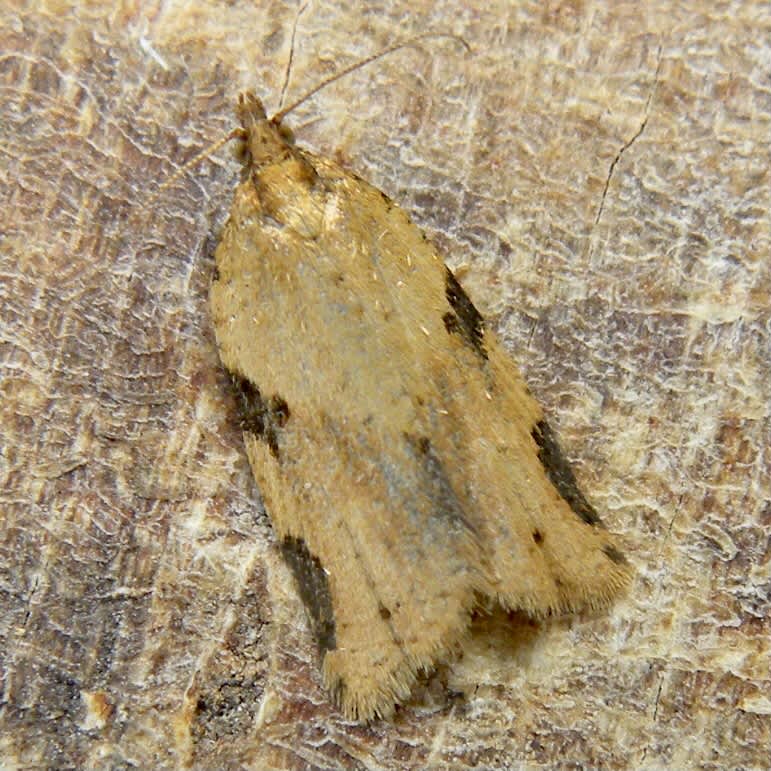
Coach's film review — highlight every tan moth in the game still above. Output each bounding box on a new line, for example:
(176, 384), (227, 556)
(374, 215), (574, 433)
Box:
(205, 38), (632, 721)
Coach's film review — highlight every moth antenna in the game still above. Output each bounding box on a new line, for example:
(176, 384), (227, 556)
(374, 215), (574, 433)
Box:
(141, 31), (469, 217)
(142, 126), (245, 213)
(278, 1), (310, 111)
(272, 32), (471, 124)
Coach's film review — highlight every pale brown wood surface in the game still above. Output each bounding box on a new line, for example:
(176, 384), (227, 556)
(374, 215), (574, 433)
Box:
(1, 1), (769, 769)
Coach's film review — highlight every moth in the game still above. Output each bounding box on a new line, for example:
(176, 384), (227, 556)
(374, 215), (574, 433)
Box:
(209, 80), (631, 720)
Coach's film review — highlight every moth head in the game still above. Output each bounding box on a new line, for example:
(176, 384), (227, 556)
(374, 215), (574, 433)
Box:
(234, 91), (295, 171)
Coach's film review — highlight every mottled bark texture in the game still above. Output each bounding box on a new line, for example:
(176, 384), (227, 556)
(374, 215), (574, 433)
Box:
(1, 1), (769, 769)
